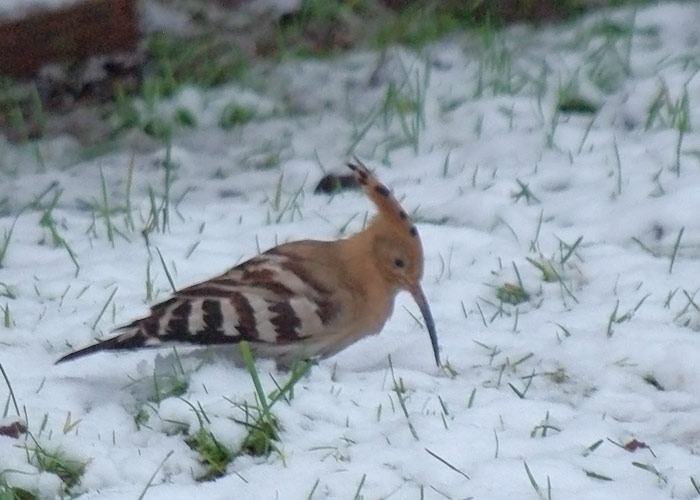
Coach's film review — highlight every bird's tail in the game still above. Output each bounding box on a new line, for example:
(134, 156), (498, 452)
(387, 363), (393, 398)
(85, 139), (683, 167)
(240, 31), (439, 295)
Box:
(55, 328), (149, 364)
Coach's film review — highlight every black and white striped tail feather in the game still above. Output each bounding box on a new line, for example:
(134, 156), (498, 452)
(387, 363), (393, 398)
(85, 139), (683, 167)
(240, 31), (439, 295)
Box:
(55, 327), (148, 364)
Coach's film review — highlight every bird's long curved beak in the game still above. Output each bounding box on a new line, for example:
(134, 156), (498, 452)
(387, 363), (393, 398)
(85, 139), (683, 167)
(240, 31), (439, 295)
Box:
(410, 285), (440, 366)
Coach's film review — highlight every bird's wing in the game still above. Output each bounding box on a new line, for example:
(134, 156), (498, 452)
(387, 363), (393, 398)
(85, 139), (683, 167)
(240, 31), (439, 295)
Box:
(147, 250), (340, 345)
(56, 248), (342, 363)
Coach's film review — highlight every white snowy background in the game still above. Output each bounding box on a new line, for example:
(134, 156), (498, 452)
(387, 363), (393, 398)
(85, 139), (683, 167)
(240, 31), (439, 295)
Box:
(2, 1), (700, 499)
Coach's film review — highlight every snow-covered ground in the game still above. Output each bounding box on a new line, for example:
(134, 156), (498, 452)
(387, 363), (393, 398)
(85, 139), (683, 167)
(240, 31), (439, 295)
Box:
(2, 2), (700, 499)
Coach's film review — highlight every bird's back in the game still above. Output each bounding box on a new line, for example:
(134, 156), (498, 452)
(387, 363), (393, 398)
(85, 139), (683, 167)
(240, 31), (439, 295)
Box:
(56, 238), (383, 366)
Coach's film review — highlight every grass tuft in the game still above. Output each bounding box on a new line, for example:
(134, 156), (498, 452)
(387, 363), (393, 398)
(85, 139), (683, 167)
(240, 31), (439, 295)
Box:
(186, 427), (234, 481)
(26, 438), (86, 491)
(0, 362), (20, 418)
(388, 355), (418, 440)
(216, 341), (314, 472)
(496, 282), (529, 305)
(219, 104), (256, 130)
(0, 472), (37, 500)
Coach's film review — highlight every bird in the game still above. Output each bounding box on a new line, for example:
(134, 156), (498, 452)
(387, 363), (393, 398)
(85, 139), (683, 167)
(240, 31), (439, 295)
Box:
(55, 160), (440, 368)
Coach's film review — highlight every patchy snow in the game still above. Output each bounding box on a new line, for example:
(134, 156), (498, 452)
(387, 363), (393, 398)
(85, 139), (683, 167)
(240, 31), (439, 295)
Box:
(2, 2), (700, 499)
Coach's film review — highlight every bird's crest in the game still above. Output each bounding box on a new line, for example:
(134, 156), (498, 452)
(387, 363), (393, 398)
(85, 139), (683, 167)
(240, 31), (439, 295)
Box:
(346, 159), (419, 240)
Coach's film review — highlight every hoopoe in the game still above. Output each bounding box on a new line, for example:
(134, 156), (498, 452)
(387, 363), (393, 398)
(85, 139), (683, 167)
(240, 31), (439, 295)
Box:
(56, 161), (440, 367)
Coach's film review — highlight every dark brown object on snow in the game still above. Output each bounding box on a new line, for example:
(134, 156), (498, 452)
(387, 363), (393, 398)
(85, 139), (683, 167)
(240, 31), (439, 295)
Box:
(0, 0), (139, 79)
(0, 421), (27, 439)
(314, 174), (360, 195)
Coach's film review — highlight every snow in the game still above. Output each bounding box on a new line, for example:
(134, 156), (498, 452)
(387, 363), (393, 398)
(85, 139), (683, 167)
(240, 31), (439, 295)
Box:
(2, 2), (700, 499)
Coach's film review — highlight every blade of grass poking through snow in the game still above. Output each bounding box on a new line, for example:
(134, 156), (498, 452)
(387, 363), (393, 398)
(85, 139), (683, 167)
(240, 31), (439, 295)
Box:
(691, 476), (700, 494)
(98, 166), (115, 246)
(424, 448), (470, 480)
(388, 355), (418, 440)
(161, 140), (174, 233)
(27, 434), (86, 489)
(631, 236), (657, 257)
(137, 450), (173, 500)
(63, 236), (81, 278)
(672, 85), (690, 177)
(558, 235), (583, 265)
(508, 369), (535, 399)
(125, 152), (135, 232)
(583, 469), (613, 481)
(236, 340), (311, 459)
(156, 247), (177, 293)
(606, 299), (619, 337)
(91, 287), (118, 331)
(681, 289), (700, 316)
(529, 210), (544, 252)
(239, 341), (270, 418)
(267, 360), (312, 407)
(2, 303), (14, 328)
(306, 478), (320, 500)
(577, 116), (596, 154)
(613, 137), (622, 196)
(523, 461), (551, 500)
(668, 226), (684, 274)
(632, 462), (668, 484)
(0, 362), (20, 417)
(352, 473), (366, 500)
(0, 211), (22, 268)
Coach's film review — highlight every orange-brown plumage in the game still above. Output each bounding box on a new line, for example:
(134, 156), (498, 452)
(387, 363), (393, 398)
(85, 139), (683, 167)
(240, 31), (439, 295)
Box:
(56, 160), (440, 367)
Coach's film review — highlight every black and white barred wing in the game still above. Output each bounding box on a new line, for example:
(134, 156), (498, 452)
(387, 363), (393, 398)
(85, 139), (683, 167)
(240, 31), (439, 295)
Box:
(55, 250), (340, 364)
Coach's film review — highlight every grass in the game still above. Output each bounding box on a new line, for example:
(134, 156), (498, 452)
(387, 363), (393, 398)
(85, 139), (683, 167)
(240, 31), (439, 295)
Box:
(140, 142), (179, 245)
(34, 189), (80, 277)
(673, 289), (700, 329)
(149, 367), (189, 405)
(346, 55), (430, 157)
(1, 303), (14, 328)
(0, 472), (37, 500)
(90, 287), (118, 332)
(388, 355), (419, 440)
(22, 436), (86, 492)
(155, 247), (177, 293)
(137, 450), (174, 500)
(530, 411), (561, 438)
(109, 33), (249, 141)
(0, 213), (21, 269)
(606, 294), (651, 337)
(265, 173), (306, 224)
(511, 179), (541, 205)
(0, 361), (20, 418)
(185, 342), (312, 481)
(525, 253), (579, 306)
(235, 342), (312, 455)
(496, 282), (529, 306)
(424, 448), (470, 480)
(0, 0), (663, 154)
(524, 461), (552, 500)
(668, 226), (684, 274)
(219, 103), (257, 130)
(1, 2), (697, 498)
(185, 423), (235, 481)
(494, 263), (530, 306)
(146, 33), (249, 90)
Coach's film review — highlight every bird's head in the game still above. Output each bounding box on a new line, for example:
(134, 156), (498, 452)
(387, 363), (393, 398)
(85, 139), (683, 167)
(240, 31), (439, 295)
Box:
(347, 160), (440, 366)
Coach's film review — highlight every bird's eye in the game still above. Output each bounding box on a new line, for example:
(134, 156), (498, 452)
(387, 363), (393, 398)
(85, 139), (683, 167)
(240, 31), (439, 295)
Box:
(394, 258), (405, 268)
